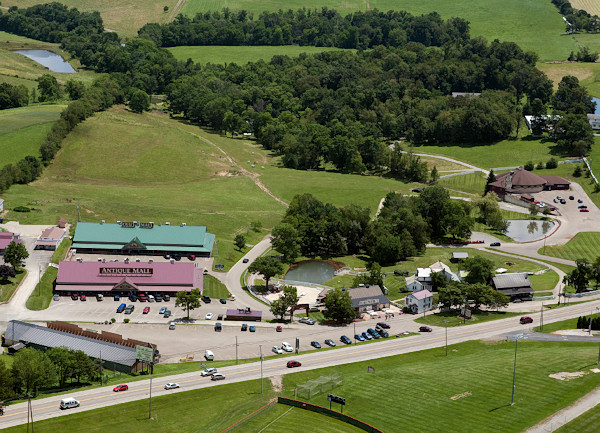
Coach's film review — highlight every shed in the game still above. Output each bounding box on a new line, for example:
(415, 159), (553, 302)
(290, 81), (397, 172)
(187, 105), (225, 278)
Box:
(491, 273), (534, 301)
(57, 218), (68, 228)
(452, 252), (469, 261)
(225, 308), (262, 321)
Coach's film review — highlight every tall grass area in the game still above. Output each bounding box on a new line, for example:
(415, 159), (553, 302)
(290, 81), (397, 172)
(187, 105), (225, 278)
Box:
(0, 268), (26, 303)
(540, 232), (600, 262)
(26, 266), (57, 310)
(168, 45), (349, 65)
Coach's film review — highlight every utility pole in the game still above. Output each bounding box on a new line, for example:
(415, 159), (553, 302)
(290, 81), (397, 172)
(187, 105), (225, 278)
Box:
(148, 373), (153, 419)
(590, 308), (594, 335)
(540, 303), (544, 332)
(259, 345), (263, 394)
(354, 322), (356, 344)
(445, 322), (448, 357)
(38, 266), (41, 296)
(511, 334), (523, 405)
(99, 350), (102, 385)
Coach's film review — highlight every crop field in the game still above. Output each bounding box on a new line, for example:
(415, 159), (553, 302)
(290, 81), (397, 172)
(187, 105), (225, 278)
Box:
(540, 232), (600, 262)
(168, 45), (349, 65)
(570, 0), (600, 16)
(0, 105), (64, 165)
(0, 0), (179, 37)
(537, 61), (600, 97)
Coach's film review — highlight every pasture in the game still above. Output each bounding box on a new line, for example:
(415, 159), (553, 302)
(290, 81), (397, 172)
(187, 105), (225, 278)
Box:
(537, 61), (600, 97)
(540, 232), (600, 262)
(168, 45), (349, 65)
(0, 105), (64, 165)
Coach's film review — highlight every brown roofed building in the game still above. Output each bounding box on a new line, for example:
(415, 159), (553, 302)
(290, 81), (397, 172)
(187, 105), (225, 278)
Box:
(57, 218), (68, 228)
(488, 166), (570, 198)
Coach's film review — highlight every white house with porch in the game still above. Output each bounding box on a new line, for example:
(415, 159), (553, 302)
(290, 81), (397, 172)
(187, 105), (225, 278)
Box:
(405, 289), (433, 314)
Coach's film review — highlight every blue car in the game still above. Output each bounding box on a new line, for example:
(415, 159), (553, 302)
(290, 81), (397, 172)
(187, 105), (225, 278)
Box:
(116, 303), (126, 313)
(249, 325), (256, 332)
(354, 334), (365, 342)
(367, 328), (381, 339)
(113, 294), (120, 301)
(362, 332), (373, 341)
(340, 335), (352, 345)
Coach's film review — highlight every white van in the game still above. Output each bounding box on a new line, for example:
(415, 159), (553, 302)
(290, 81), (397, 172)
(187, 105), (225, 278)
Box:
(60, 397), (80, 410)
(204, 350), (214, 361)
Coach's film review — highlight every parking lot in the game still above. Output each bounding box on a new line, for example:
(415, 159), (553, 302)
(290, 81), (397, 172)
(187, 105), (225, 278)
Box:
(534, 186), (598, 232)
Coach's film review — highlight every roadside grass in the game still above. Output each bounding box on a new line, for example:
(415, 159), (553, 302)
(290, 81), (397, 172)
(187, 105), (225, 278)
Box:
(437, 172), (487, 196)
(168, 45), (350, 65)
(414, 137), (563, 171)
(203, 274), (230, 299)
(530, 271), (559, 292)
(0, 105), (64, 165)
(0, 1), (179, 37)
(488, 249), (576, 274)
(26, 266), (57, 310)
(51, 238), (72, 264)
(415, 310), (525, 327)
(0, 268), (26, 303)
(540, 232), (600, 262)
(212, 230), (267, 272)
(533, 317), (579, 334)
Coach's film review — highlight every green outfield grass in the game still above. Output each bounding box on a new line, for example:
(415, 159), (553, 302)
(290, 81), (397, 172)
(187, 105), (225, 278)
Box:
(26, 266), (57, 311)
(0, 268), (26, 303)
(540, 232), (600, 262)
(415, 310), (524, 327)
(168, 45), (349, 65)
(0, 105), (64, 165)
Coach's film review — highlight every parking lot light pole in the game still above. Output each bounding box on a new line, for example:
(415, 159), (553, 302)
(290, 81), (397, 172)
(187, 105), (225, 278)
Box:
(445, 321), (448, 357)
(259, 345), (263, 394)
(354, 322), (356, 344)
(540, 303), (544, 332)
(235, 336), (238, 365)
(511, 334), (523, 405)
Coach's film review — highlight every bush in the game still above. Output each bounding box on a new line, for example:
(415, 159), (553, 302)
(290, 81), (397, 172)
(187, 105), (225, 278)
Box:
(110, 317), (116, 323)
(524, 161), (535, 171)
(13, 206), (30, 212)
(536, 161), (545, 170)
(573, 165), (583, 177)
(545, 157), (558, 169)
(123, 318), (130, 323)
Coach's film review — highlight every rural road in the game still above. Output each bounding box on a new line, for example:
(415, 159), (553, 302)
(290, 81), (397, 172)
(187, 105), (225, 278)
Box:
(2, 298), (600, 429)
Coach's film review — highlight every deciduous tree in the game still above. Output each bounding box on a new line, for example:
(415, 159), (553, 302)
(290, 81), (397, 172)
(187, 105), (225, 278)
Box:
(248, 256), (283, 290)
(175, 288), (201, 320)
(11, 347), (56, 395)
(3, 241), (28, 270)
(323, 287), (356, 324)
(233, 234), (246, 251)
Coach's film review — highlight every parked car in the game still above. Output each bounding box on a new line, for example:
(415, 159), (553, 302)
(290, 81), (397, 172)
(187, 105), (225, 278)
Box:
(276, 325), (283, 332)
(217, 314), (223, 321)
(80, 294), (86, 301)
(324, 339), (336, 347)
(578, 199), (583, 203)
(113, 294), (120, 301)
(202, 295), (211, 303)
(355, 334), (365, 341)
(205, 313), (213, 320)
(143, 306), (150, 314)
(172, 254), (181, 261)
(169, 321), (175, 330)
(281, 342), (293, 352)
(340, 335), (352, 345)
(155, 294), (163, 302)
(249, 325), (256, 332)
(138, 294), (147, 302)
(211, 373), (226, 381)
(163, 254), (170, 259)
(419, 326), (432, 332)
(164, 383), (179, 390)
(219, 298), (226, 304)
(287, 360), (302, 368)
(362, 332), (373, 340)
(367, 328), (381, 339)
(299, 317), (315, 325)
(71, 293), (78, 300)
(310, 341), (322, 349)
(214, 322), (222, 332)
(163, 310), (171, 318)
(241, 323), (248, 331)
(580, 208), (590, 212)
(113, 384), (128, 392)
(553, 198), (558, 203)
(560, 199), (566, 204)
(242, 258), (249, 263)
(159, 306), (167, 314)
(201, 368), (217, 377)
(272, 346), (283, 354)
(376, 322), (390, 329)
(490, 242), (501, 247)
(148, 295), (155, 302)
(520, 316), (533, 324)
(378, 330), (390, 338)
(578, 205), (587, 209)
(53, 294), (60, 301)
(128, 294), (137, 302)
(188, 254), (196, 261)
(569, 196), (575, 200)
(124, 305), (134, 314)
(117, 303), (126, 313)
(163, 294), (170, 301)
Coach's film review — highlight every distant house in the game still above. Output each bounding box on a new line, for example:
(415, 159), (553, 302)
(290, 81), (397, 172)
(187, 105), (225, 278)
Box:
(488, 166), (570, 198)
(405, 289), (434, 314)
(0, 198), (3, 213)
(0, 232), (20, 254)
(415, 268), (432, 289)
(411, 262), (458, 290)
(347, 285), (391, 315)
(405, 275), (425, 292)
(57, 218), (68, 229)
(523, 115), (561, 133)
(429, 261), (459, 282)
(451, 92), (481, 98)
(491, 273), (534, 301)
(588, 114), (600, 130)
(458, 270), (469, 281)
(35, 227), (66, 250)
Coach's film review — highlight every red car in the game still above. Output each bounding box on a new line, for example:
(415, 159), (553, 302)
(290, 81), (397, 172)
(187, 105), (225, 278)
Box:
(143, 306), (150, 314)
(113, 384), (128, 392)
(188, 254), (196, 261)
(580, 208), (589, 213)
(71, 293), (78, 300)
(287, 360), (302, 368)
(520, 316), (533, 324)
(80, 294), (86, 301)
(276, 326), (282, 332)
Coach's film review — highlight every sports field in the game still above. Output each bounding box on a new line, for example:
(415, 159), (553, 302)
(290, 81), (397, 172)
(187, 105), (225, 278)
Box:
(168, 45), (349, 65)
(0, 105), (65, 165)
(540, 232), (600, 262)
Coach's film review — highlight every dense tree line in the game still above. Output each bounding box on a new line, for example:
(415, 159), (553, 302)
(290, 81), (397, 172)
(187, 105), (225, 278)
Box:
(0, 82), (28, 109)
(0, 2), (103, 43)
(138, 8), (470, 49)
(552, 0), (600, 33)
(272, 187), (475, 266)
(562, 258), (600, 293)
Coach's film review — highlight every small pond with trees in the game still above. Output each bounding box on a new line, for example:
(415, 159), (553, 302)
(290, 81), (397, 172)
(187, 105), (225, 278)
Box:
(14, 50), (76, 73)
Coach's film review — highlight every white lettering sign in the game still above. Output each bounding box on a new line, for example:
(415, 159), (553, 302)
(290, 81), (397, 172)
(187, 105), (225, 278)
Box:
(100, 267), (153, 276)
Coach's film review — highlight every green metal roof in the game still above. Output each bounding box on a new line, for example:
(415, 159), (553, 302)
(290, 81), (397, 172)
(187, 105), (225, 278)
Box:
(73, 222), (215, 253)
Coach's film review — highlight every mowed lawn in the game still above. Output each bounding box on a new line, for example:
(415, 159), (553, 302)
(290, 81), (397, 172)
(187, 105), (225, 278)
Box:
(556, 404), (600, 433)
(0, 105), (65, 165)
(181, 0), (577, 61)
(541, 232), (600, 262)
(168, 45), (349, 65)
(437, 172), (487, 196)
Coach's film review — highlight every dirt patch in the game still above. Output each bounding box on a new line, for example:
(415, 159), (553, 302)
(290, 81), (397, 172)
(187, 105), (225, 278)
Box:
(549, 371), (588, 381)
(270, 375), (283, 393)
(450, 391), (471, 400)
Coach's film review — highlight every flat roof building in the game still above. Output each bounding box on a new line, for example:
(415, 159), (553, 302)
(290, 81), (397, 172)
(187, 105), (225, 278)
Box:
(72, 221), (215, 256)
(56, 260), (203, 295)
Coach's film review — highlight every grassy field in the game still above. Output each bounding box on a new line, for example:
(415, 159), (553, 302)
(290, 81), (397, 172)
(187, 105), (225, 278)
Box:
(537, 62), (600, 98)
(203, 274), (230, 298)
(26, 266), (57, 310)
(0, 268), (26, 303)
(415, 310), (524, 327)
(540, 232), (600, 262)
(1, 1), (179, 37)
(533, 316), (580, 334)
(555, 401), (600, 433)
(530, 271), (560, 292)
(438, 172), (487, 196)
(0, 105), (64, 165)
(168, 45), (349, 65)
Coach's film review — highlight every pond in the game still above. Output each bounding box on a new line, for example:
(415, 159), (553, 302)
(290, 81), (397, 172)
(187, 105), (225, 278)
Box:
(14, 50), (76, 73)
(504, 220), (556, 242)
(283, 260), (336, 285)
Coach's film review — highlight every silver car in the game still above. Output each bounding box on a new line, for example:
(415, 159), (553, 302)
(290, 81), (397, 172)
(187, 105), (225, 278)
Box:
(201, 368), (217, 377)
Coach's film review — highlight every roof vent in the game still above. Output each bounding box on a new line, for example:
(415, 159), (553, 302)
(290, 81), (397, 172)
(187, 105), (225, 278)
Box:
(170, 259), (175, 264)
(165, 222), (170, 226)
(100, 220), (105, 224)
(181, 223), (186, 227)
(117, 221), (122, 225)
(365, 284), (370, 288)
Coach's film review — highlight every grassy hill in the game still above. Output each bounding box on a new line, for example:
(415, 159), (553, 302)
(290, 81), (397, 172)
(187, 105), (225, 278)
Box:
(0, 105), (65, 165)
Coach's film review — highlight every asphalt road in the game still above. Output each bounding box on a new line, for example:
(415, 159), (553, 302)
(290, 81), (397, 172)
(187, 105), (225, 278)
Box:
(2, 298), (600, 429)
